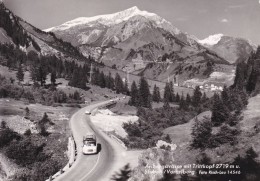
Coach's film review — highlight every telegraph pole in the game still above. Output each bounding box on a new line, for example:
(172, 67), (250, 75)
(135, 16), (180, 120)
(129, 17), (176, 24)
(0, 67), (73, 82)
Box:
(127, 69), (130, 88)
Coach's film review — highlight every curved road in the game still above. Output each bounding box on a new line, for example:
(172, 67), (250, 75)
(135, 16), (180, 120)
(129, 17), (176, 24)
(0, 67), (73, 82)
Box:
(55, 100), (126, 181)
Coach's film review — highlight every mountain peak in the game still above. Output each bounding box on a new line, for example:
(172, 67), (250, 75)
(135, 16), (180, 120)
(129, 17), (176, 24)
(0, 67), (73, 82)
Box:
(119, 6), (149, 17)
(44, 6), (161, 32)
(111, 6), (156, 21)
(199, 34), (224, 46)
(125, 6), (140, 12)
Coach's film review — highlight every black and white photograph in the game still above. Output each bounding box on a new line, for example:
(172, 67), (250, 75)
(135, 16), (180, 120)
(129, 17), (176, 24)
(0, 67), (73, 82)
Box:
(0, 0), (260, 180)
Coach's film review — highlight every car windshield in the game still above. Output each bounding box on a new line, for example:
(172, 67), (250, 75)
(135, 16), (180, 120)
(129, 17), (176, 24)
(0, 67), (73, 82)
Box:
(84, 141), (96, 146)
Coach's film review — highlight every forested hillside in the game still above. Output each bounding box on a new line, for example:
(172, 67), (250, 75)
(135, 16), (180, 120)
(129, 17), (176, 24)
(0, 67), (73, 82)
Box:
(0, 2), (84, 60)
(232, 46), (260, 95)
(0, 3), (38, 49)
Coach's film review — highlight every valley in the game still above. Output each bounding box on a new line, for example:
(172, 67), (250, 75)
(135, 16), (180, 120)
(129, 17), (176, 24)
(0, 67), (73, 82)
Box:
(0, 1), (260, 181)
(46, 6), (239, 87)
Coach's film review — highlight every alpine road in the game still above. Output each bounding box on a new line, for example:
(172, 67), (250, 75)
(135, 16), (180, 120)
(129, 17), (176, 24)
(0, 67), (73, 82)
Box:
(55, 100), (126, 181)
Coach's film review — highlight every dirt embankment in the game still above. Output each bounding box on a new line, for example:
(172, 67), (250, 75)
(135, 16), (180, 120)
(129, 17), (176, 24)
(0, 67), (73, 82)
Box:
(0, 98), (78, 180)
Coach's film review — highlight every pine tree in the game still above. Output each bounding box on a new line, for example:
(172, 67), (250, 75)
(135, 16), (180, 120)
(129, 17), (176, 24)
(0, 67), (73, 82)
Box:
(221, 85), (229, 105)
(138, 76), (151, 108)
(38, 113), (50, 136)
(24, 129), (31, 136)
(107, 72), (114, 90)
(237, 89), (248, 107)
(79, 75), (87, 89)
(233, 61), (248, 90)
(246, 68), (258, 93)
(221, 85), (229, 102)
(163, 98), (170, 109)
(211, 94), (229, 126)
(186, 93), (191, 106)
(30, 65), (38, 84)
(192, 86), (202, 107)
(73, 91), (80, 100)
(232, 147), (260, 180)
(179, 94), (188, 110)
(164, 134), (171, 143)
(37, 64), (47, 86)
(191, 117), (212, 148)
(51, 71), (56, 85)
(201, 92), (208, 103)
(16, 64), (24, 83)
(169, 81), (175, 102)
(153, 84), (161, 103)
(163, 83), (172, 102)
(68, 68), (80, 87)
(228, 90), (243, 112)
(98, 71), (106, 88)
(39, 122), (48, 136)
(196, 153), (212, 175)
(129, 81), (138, 106)
(115, 73), (124, 94)
(91, 68), (100, 85)
(39, 113), (50, 125)
(243, 147), (259, 177)
(1, 121), (7, 129)
(25, 107), (30, 119)
(111, 164), (131, 181)
(175, 93), (180, 103)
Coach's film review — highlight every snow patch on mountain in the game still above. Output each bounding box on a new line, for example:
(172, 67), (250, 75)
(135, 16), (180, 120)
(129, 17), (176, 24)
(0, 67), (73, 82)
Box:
(45, 6), (155, 30)
(44, 6), (180, 34)
(199, 34), (224, 46)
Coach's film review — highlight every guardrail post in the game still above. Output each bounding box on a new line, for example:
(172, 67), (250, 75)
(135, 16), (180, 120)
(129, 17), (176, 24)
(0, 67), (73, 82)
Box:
(60, 169), (64, 174)
(49, 176), (52, 181)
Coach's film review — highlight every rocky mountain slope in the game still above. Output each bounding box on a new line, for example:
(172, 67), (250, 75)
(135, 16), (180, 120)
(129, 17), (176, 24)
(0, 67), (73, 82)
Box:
(0, 2), (84, 61)
(45, 6), (231, 83)
(199, 34), (255, 64)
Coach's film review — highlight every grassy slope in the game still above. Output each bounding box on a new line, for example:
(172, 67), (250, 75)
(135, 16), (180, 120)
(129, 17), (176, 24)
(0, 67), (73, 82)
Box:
(162, 94), (260, 167)
(164, 111), (211, 148)
(163, 111), (211, 165)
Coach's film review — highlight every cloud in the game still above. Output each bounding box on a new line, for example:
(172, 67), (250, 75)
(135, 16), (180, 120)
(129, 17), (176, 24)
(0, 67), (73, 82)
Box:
(220, 18), (229, 23)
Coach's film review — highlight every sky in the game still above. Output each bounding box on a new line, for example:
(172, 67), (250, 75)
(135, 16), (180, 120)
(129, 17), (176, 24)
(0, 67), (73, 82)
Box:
(3, 0), (260, 45)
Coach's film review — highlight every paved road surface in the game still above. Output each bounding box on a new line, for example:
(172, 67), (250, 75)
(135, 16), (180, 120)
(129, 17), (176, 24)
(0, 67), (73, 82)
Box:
(55, 100), (126, 181)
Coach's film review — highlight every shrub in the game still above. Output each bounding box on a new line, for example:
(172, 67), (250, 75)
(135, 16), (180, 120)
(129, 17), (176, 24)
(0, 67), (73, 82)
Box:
(24, 129), (32, 136)
(111, 164), (131, 181)
(0, 128), (21, 148)
(31, 159), (61, 181)
(210, 124), (240, 147)
(0, 121), (7, 129)
(5, 139), (48, 166)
